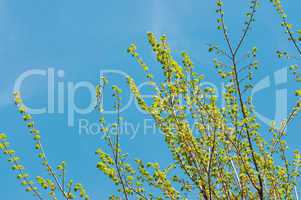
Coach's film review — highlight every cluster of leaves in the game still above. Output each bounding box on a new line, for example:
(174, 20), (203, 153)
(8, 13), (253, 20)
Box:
(270, 0), (301, 97)
(95, 0), (301, 199)
(1, 0), (301, 199)
(1, 92), (89, 200)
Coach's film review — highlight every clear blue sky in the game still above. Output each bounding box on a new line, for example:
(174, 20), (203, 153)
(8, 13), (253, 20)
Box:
(0, 0), (300, 199)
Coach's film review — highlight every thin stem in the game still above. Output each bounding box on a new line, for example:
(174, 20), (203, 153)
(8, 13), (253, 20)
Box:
(217, 1), (264, 198)
(1, 141), (44, 200)
(109, 91), (129, 200)
(234, 0), (258, 56)
(284, 21), (301, 56)
(107, 136), (129, 200)
(39, 142), (69, 199)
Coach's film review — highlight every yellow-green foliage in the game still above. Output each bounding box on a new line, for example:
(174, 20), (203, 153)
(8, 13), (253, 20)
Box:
(1, 1), (301, 200)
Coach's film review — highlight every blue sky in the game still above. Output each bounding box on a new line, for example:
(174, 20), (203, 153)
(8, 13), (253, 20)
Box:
(0, 0), (300, 199)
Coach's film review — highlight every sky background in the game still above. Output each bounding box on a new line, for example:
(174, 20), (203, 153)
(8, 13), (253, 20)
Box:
(0, 0), (300, 199)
